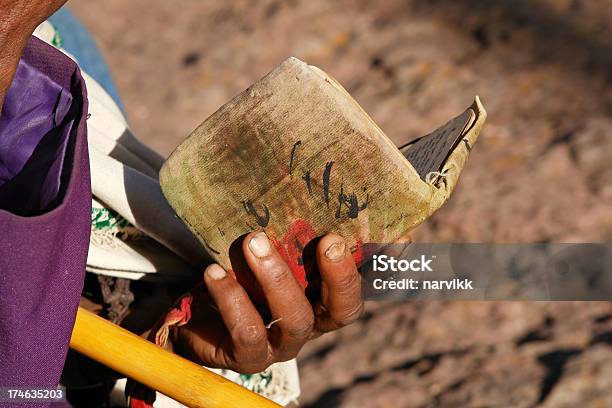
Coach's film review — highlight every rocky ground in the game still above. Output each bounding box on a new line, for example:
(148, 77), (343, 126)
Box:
(69, 0), (612, 406)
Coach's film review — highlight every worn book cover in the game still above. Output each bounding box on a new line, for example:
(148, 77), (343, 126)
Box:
(160, 57), (486, 279)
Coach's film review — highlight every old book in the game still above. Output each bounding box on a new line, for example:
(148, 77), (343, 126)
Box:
(160, 57), (486, 280)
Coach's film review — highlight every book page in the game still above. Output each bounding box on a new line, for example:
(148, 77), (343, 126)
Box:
(401, 109), (475, 180)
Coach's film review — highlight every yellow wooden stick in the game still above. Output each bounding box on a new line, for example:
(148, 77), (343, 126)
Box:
(70, 307), (282, 408)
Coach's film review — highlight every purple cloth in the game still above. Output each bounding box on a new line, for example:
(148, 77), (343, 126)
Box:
(0, 36), (91, 408)
(0, 38), (81, 216)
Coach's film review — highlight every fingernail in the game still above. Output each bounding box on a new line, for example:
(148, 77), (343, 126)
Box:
(249, 232), (270, 258)
(206, 264), (227, 280)
(325, 240), (346, 261)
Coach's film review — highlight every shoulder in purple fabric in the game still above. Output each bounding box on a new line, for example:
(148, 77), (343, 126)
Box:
(0, 36), (91, 404)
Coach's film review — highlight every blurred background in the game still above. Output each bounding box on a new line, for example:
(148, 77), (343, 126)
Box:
(68, 0), (611, 406)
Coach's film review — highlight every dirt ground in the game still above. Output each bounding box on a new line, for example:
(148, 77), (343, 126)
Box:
(68, 0), (612, 406)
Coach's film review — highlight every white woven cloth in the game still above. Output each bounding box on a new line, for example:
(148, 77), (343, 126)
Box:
(35, 22), (206, 281)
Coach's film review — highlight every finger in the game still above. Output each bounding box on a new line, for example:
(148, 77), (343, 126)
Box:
(243, 231), (315, 359)
(315, 234), (363, 333)
(380, 232), (413, 259)
(203, 264), (271, 372)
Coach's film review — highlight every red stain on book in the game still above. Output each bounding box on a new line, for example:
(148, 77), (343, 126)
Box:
(271, 219), (317, 288)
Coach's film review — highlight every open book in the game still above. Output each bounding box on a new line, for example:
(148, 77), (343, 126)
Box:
(160, 57), (486, 274)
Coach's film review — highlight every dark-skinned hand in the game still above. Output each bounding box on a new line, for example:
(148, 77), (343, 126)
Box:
(165, 232), (364, 373)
